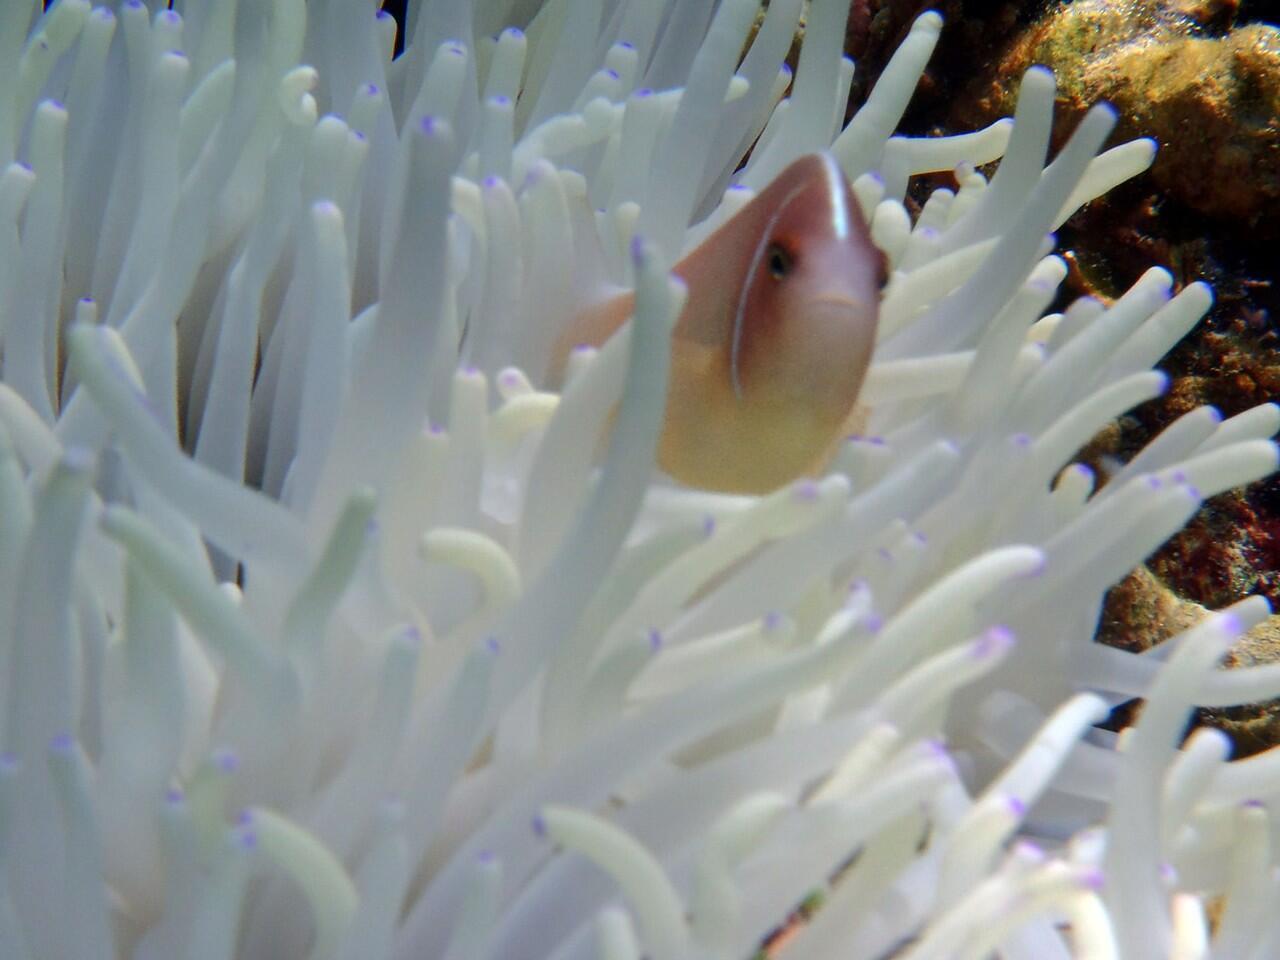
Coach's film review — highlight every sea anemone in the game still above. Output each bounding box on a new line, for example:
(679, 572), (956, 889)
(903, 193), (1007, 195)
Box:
(2, 0), (1279, 958)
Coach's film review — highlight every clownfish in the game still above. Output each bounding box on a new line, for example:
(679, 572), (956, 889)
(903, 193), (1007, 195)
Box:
(554, 153), (885, 494)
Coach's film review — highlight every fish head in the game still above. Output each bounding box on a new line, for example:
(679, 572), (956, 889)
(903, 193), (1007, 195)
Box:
(730, 153), (885, 420)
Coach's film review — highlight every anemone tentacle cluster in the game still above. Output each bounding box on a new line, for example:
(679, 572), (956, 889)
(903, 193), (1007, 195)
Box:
(2, 0), (1280, 958)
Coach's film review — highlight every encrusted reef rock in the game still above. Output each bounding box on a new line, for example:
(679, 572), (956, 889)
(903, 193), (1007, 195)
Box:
(954, 0), (1280, 226)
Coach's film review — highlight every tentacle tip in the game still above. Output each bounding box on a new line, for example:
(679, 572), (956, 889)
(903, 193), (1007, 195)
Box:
(419, 115), (454, 142)
(1216, 611), (1245, 638)
(915, 10), (945, 30)
(1080, 867), (1106, 892)
(792, 479), (820, 502)
(1013, 839), (1045, 861)
(1092, 102), (1120, 124)
(974, 625), (1016, 659)
(48, 732), (74, 753)
(924, 738), (953, 764)
(1025, 552), (1049, 579)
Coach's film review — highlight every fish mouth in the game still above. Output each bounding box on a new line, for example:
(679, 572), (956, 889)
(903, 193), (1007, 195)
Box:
(799, 297), (878, 352)
(781, 297), (879, 406)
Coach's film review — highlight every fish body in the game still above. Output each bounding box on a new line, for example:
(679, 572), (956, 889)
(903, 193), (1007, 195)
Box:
(556, 153), (884, 493)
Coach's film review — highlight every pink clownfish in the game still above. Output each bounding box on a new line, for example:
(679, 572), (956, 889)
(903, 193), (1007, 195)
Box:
(554, 153), (886, 494)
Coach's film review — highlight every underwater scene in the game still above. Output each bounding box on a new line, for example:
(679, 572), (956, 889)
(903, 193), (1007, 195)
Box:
(1, 0), (1279, 957)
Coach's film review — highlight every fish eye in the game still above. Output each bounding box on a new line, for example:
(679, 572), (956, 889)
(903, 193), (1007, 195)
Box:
(766, 243), (792, 280)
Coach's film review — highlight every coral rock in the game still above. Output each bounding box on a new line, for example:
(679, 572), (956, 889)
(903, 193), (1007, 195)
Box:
(958, 0), (1280, 225)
